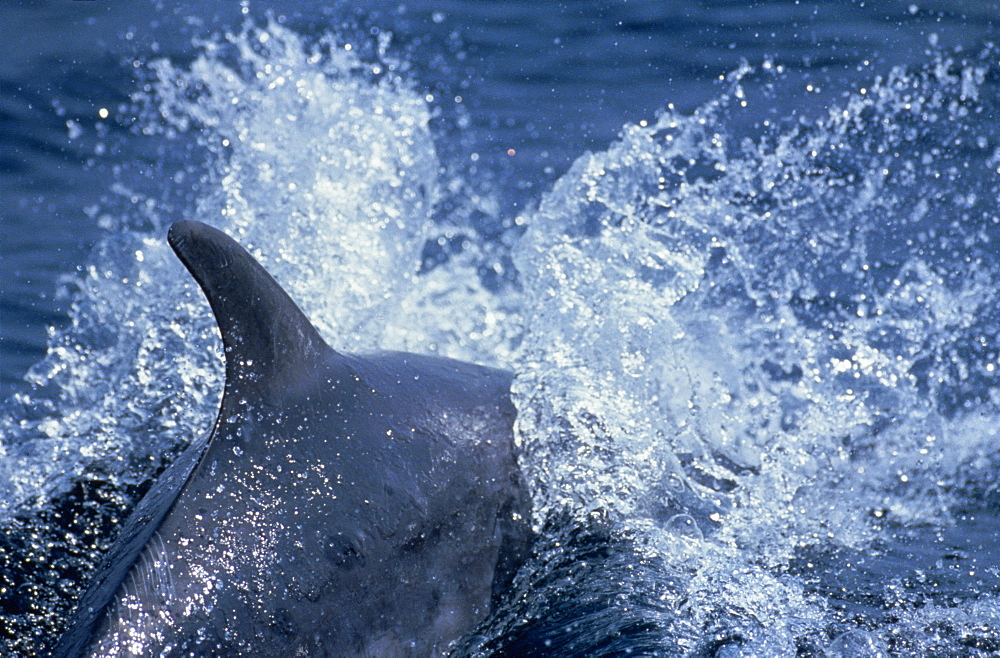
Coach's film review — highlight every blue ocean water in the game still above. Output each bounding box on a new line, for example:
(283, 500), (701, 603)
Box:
(2, 1), (1000, 655)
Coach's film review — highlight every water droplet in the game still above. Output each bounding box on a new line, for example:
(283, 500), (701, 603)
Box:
(826, 630), (888, 657)
(665, 514), (703, 541)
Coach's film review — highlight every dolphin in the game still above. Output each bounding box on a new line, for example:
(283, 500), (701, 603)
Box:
(52, 220), (532, 657)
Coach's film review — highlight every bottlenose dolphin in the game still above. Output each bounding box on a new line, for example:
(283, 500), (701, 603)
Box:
(52, 220), (531, 657)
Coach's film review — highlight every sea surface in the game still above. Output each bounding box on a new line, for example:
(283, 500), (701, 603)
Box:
(2, 1), (1000, 655)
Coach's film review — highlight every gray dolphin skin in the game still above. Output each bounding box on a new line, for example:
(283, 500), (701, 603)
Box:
(52, 220), (532, 657)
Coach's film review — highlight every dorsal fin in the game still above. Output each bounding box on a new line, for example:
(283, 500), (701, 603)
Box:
(168, 220), (331, 401)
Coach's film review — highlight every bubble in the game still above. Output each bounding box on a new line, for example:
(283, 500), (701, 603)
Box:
(826, 630), (888, 657)
(664, 514), (703, 541)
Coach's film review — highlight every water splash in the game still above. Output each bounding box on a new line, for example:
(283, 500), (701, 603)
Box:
(145, 21), (441, 350)
(510, 52), (1000, 647)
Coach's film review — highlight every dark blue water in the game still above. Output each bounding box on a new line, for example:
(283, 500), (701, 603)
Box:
(2, 1), (1000, 655)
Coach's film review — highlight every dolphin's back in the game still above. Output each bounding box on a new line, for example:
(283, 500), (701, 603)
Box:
(51, 221), (531, 656)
